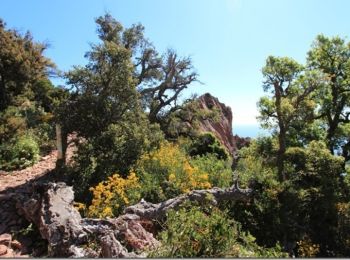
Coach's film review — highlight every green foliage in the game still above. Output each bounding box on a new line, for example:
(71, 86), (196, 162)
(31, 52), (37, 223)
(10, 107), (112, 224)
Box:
(231, 138), (348, 256)
(0, 20), (54, 111)
(189, 132), (228, 160)
(61, 43), (139, 139)
(307, 35), (350, 154)
(151, 203), (287, 258)
(0, 133), (39, 170)
(153, 205), (236, 257)
(57, 15), (166, 201)
(259, 55), (325, 181)
(67, 121), (163, 202)
(190, 153), (232, 188)
(334, 202), (350, 256)
(0, 20), (66, 171)
(231, 141), (283, 248)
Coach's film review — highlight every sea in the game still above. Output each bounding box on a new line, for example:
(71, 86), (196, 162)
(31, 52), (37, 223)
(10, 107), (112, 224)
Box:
(232, 125), (269, 138)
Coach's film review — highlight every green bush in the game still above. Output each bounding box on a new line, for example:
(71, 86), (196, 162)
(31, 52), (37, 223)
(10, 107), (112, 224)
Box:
(190, 153), (233, 188)
(67, 122), (164, 203)
(0, 134), (40, 170)
(150, 202), (287, 258)
(189, 132), (228, 160)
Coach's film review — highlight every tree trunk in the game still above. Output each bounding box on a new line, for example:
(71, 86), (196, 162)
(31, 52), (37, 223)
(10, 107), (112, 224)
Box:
(277, 128), (287, 182)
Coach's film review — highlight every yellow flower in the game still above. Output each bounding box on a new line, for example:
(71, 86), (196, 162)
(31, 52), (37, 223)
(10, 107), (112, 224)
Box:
(87, 172), (141, 218)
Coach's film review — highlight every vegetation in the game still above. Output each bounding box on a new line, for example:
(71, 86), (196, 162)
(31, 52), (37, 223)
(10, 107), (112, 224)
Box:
(1, 14), (350, 258)
(0, 19), (67, 170)
(151, 202), (287, 258)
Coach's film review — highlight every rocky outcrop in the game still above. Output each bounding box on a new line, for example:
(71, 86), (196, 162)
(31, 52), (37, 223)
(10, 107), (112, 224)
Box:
(14, 182), (160, 257)
(0, 179), (252, 258)
(196, 93), (250, 155)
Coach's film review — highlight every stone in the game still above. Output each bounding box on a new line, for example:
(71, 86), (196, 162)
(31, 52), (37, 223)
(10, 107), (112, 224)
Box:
(2, 247), (14, 257)
(11, 240), (22, 250)
(0, 244), (7, 255)
(0, 233), (11, 244)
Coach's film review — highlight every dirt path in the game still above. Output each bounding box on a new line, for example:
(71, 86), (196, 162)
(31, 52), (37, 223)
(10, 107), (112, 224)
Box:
(0, 139), (76, 193)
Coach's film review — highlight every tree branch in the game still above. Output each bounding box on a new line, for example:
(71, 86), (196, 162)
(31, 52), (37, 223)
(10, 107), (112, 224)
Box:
(124, 184), (252, 221)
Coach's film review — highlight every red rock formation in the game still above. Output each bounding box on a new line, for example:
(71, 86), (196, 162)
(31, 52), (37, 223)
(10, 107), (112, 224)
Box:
(196, 93), (250, 155)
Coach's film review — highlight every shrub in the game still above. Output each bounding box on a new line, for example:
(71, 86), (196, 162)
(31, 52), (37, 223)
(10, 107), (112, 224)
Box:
(67, 122), (163, 202)
(136, 141), (211, 203)
(297, 236), (320, 257)
(190, 153), (232, 188)
(150, 202), (287, 258)
(151, 204), (237, 257)
(0, 134), (40, 170)
(87, 172), (141, 218)
(189, 132), (228, 160)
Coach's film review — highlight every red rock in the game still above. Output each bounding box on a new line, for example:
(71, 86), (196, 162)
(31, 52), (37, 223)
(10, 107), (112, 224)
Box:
(11, 240), (22, 250)
(2, 247), (14, 257)
(195, 93), (250, 155)
(0, 244), (7, 255)
(0, 233), (11, 244)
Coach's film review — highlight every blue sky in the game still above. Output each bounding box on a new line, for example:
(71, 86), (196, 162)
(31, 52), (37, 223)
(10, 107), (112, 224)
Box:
(1, 0), (350, 127)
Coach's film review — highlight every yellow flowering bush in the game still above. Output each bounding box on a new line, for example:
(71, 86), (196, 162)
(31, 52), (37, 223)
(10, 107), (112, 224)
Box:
(297, 236), (320, 257)
(87, 172), (141, 218)
(137, 141), (211, 202)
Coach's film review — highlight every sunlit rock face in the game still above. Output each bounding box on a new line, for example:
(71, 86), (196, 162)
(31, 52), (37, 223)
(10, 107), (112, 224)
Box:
(197, 93), (250, 155)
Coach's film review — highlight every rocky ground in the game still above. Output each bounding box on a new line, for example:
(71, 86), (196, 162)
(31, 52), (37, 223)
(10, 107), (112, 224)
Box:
(0, 138), (76, 257)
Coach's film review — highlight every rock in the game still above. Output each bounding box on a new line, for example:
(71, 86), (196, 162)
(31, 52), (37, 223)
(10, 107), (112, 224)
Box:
(0, 244), (7, 255)
(2, 247), (14, 257)
(196, 93), (250, 155)
(100, 233), (134, 258)
(0, 233), (11, 244)
(113, 215), (160, 251)
(7, 180), (252, 258)
(16, 182), (158, 257)
(11, 240), (21, 250)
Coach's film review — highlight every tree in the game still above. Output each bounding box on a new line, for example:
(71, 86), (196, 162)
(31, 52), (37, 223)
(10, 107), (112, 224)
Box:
(258, 56), (323, 181)
(138, 49), (198, 124)
(61, 39), (140, 138)
(307, 35), (350, 156)
(0, 19), (66, 170)
(94, 14), (199, 126)
(0, 19), (54, 111)
(58, 15), (164, 201)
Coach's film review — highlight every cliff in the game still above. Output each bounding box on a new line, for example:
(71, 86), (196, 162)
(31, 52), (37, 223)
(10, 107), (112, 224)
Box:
(196, 93), (250, 155)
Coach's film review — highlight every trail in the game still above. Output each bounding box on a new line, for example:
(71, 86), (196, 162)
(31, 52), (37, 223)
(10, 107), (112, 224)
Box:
(0, 138), (75, 193)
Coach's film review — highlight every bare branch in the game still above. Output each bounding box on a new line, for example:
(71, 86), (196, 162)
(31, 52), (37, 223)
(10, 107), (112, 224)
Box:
(124, 184), (252, 221)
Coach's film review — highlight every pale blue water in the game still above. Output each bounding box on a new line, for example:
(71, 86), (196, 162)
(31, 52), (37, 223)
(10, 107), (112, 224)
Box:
(233, 125), (269, 138)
